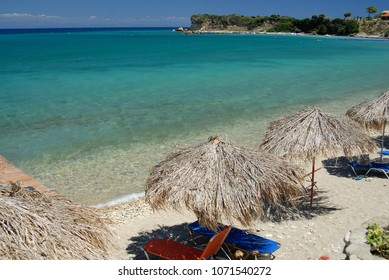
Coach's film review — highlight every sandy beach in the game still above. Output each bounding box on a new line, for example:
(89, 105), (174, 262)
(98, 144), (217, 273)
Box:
(101, 156), (389, 260)
(2, 149), (389, 260)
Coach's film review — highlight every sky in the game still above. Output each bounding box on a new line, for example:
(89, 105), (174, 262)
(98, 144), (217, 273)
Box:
(0, 0), (388, 28)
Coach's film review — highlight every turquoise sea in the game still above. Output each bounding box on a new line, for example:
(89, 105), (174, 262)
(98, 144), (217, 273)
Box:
(1, 28), (389, 206)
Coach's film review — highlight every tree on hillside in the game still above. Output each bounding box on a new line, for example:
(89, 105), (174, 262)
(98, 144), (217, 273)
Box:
(366, 6), (378, 18)
(344, 12), (352, 19)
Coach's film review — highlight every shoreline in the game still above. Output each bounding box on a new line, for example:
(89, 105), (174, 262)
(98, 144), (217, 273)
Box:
(176, 28), (389, 40)
(20, 89), (386, 207)
(92, 192), (145, 208)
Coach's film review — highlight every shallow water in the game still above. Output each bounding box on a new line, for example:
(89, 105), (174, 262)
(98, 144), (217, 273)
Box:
(1, 29), (388, 205)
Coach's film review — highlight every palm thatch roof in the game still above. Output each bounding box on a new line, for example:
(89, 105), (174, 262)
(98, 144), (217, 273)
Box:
(0, 182), (114, 260)
(260, 107), (376, 163)
(346, 91), (389, 132)
(145, 135), (306, 231)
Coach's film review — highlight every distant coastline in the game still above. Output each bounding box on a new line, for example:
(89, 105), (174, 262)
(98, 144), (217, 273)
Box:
(174, 28), (389, 41)
(175, 13), (389, 39)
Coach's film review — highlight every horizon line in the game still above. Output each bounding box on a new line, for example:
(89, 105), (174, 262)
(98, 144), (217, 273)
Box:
(0, 26), (185, 30)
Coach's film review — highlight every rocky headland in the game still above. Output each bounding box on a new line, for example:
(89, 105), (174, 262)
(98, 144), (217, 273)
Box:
(176, 14), (389, 38)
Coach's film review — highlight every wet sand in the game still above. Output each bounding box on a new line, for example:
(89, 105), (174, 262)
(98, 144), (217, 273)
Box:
(0, 155), (48, 191)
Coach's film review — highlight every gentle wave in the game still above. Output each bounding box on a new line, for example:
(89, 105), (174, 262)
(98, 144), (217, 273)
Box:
(92, 192), (145, 208)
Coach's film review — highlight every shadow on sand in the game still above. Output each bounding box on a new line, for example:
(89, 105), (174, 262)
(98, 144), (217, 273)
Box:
(322, 154), (389, 179)
(125, 193), (340, 260)
(321, 156), (356, 178)
(374, 135), (389, 150)
(265, 190), (341, 224)
(126, 222), (193, 259)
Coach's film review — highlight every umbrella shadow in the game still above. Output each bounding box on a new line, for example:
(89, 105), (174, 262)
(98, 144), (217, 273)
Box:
(321, 156), (356, 178)
(125, 194), (340, 260)
(322, 154), (389, 179)
(374, 135), (389, 149)
(264, 191), (341, 222)
(296, 190), (342, 217)
(125, 222), (193, 260)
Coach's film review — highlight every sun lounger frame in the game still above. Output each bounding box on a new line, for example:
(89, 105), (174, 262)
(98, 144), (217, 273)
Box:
(348, 161), (389, 179)
(188, 221), (280, 260)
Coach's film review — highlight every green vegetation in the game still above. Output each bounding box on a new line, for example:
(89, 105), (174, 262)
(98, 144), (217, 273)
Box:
(190, 13), (360, 36)
(293, 14), (359, 35)
(366, 6), (378, 19)
(366, 222), (389, 259)
(344, 12), (352, 19)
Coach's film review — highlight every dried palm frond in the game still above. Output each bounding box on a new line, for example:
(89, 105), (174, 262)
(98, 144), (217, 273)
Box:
(145, 135), (305, 231)
(0, 184), (114, 260)
(260, 107), (376, 163)
(346, 91), (389, 132)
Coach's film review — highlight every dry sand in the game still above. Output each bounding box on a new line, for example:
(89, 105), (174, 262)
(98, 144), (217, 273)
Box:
(2, 154), (388, 260)
(102, 157), (389, 260)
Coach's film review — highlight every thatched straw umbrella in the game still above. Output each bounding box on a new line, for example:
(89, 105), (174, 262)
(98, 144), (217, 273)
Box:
(145, 135), (306, 231)
(346, 91), (389, 162)
(0, 182), (114, 260)
(259, 107), (376, 206)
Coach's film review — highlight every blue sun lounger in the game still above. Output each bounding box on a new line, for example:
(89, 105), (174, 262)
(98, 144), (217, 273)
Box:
(348, 161), (389, 179)
(378, 150), (389, 156)
(188, 221), (280, 259)
(348, 161), (371, 176)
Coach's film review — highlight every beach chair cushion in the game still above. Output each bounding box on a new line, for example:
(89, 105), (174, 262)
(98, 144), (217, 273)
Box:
(348, 160), (389, 179)
(189, 221), (280, 255)
(347, 161), (371, 176)
(144, 225), (231, 260)
(378, 150), (389, 156)
(144, 238), (204, 260)
(348, 161), (371, 169)
(371, 161), (389, 171)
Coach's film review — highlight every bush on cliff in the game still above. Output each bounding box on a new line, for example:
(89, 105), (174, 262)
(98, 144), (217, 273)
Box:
(190, 13), (360, 36)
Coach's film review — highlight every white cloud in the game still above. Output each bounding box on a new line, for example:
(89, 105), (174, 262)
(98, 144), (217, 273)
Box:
(162, 16), (188, 21)
(0, 13), (60, 19)
(138, 15), (189, 23)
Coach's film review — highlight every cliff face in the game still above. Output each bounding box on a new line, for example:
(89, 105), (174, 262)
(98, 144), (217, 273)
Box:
(189, 14), (215, 30)
(189, 14), (274, 32)
(358, 19), (389, 37)
(190, 14), (238, 30)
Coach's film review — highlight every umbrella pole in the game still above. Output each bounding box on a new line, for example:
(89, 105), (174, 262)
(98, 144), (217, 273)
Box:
(380, 121), (386, 162)
(310, 157), (315, 207)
